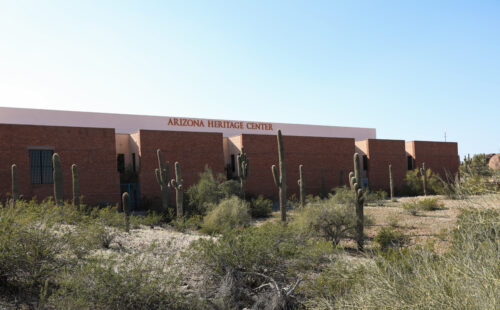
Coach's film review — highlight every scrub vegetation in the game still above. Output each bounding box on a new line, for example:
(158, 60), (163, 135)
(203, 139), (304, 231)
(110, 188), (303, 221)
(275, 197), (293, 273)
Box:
(1, 151), (499, 309)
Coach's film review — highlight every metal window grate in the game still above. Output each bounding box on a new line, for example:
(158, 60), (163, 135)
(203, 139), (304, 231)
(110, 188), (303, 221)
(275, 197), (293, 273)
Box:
(29, 150), (54, 184)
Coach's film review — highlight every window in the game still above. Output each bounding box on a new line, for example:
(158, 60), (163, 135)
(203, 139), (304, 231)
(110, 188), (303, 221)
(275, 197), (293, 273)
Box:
(407, 156), (414, 170)
(230, 154), (236, 173)
(29, 150), (54, 184)
(117, 154), (125, 173)
(362, 155), (368, 171)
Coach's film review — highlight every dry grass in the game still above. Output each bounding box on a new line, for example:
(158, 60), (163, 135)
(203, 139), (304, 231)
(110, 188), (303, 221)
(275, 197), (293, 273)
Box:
(365, 194), (500, 252)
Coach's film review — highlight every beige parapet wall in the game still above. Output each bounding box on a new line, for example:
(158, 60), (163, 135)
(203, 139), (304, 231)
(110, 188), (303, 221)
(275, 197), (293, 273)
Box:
(0, 107), (376, 140)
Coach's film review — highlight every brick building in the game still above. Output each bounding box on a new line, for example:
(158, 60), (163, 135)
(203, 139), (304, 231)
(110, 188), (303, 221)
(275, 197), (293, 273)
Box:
(0, 107), (460, 207)
(405, 141), (460, 181)
(0, 123), (120, 205)
(355, 139), (407, 191)
(225, 134), (354, 198)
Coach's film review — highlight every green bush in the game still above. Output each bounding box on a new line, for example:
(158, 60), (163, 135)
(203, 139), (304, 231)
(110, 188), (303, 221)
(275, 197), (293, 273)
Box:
(201, 196), (251, 234)
(186, 166), (241, 215)
(49, 255), (194, 309)
(219, 179), (241, 199)
(402, 198), (444, 215)
(364, 190), (388, 205)
(293, 199), (357, 246)
(402, 200), (419, 215)
(330, 187), (356, 205)
(190, 222), (332, 309)
(460, 153), (492, 177)
(171, 215), (203, 232)
(0, 204), (80, 296)
(374, 227), (409, 250)
(418, 197), (444, 211)
(403, 168), (443, 196)
(249, 195), (273, 218)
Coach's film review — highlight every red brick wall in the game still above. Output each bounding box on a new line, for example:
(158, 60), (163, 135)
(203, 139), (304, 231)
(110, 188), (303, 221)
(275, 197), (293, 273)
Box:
(364, 139), (406, 191)
(0, 124), (120, 205)
(137, 130), (225, 201)
(407, 141), (459, 179)
(241, 134), (355, 198)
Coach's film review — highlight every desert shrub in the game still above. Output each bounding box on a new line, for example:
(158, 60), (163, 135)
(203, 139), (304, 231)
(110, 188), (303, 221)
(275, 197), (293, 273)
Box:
(403, 168), (443, 196)
(402, 198), (444, 216)
(219, 179), (241, 199)
(402, 200), (419, 215)
(191, 222), (332, 309)
(49, 255), (194, 309)
(305, 194), (323, 203)
(418, 197), (444, 211)
(364, 190), (388, 205)
(0, 206), (78, 296)
(300, 260), (366, 307)
(186, 167), (240, 215)
(130, 211), (164, 228)
(440, 172), (499, 199)
(68, 222), (116, 258)
(460, 153), (492, 177)
(374, 227), (409, 250)
(171, 215), (203, 232)
(249, 195), (273, 218)
(201, 196), (251, 234)
(89, 205), (125, 227)
(293, 199), (357, 246)
(330, 187), (356, 205)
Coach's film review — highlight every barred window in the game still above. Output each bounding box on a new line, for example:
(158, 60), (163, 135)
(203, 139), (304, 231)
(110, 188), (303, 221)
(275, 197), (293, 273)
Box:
(29, 150), (54, 184)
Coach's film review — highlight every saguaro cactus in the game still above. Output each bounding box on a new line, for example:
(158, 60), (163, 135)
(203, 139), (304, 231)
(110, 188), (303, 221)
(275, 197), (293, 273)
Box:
(420, 163), (428, 196)
(297, 165), (305, 208)
(237, 147), (250, 199)
(11, 164), (18, 207)
(53, 153), (64, 206)
(171, 162), (184, 217)
(349, 153), (365, 251)
(271, 129), (287, 222)
(155, 149), (170, 212)
(72, 164), (80, 210)
(389, 164), (394, 201)
(122, 192), (130, 233)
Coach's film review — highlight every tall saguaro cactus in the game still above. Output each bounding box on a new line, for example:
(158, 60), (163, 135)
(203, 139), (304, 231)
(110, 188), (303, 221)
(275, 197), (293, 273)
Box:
(389, 164), (394, 201)
(11, 164), (18, 207)
(171, 162), (184, 217)
(349, 153), (365, 251)
(53, 153), (64, 206)
(271, 129), (287, 222)
(72, 164), (80, 210)
(420, 163), (428, 196)
(237, 147), (250, 199)
(155, 149), (170, 212)
(298, 165), (305, 208)
(122, 192), (130, 233)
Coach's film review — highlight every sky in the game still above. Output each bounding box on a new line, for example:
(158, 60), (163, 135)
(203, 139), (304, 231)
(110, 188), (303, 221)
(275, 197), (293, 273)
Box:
(0, 0), (499, 158)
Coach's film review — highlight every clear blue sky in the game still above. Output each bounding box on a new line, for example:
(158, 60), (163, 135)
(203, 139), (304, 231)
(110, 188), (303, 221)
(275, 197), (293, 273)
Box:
(1, 1), (499, 158)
